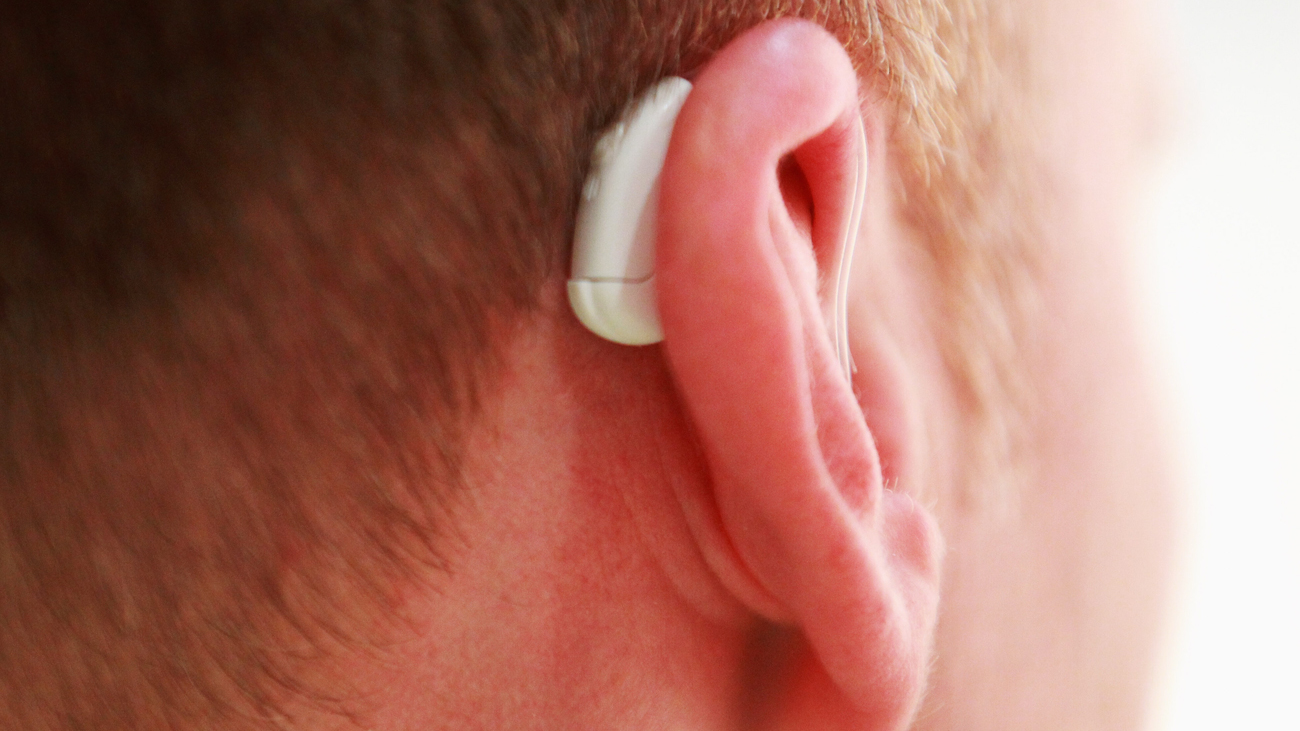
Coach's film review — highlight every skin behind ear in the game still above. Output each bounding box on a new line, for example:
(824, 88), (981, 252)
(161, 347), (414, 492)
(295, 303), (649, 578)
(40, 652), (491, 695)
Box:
(656, 19), (942, 731)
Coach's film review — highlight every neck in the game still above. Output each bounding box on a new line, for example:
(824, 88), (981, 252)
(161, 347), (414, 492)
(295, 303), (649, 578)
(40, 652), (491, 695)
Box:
(356, 302), (755, 729)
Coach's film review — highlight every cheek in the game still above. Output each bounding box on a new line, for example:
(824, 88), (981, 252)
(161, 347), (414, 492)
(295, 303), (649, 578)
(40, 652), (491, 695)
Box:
(844, 173), (957, 508)
(916, 150), (1179, 731)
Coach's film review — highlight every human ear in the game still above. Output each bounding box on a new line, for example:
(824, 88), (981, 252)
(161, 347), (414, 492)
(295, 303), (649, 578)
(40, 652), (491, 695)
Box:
(655, 19), (943, 731)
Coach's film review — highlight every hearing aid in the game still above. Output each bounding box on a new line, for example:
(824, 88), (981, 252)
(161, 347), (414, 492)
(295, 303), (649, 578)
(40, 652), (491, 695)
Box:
(568, 76), (867, 379)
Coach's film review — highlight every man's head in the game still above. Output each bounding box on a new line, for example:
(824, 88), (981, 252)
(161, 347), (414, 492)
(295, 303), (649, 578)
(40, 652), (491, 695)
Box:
(1, 1), (1175, 729)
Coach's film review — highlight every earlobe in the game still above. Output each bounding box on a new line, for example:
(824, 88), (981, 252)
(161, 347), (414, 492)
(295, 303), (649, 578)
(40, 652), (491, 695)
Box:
(655, 19), (942, 731)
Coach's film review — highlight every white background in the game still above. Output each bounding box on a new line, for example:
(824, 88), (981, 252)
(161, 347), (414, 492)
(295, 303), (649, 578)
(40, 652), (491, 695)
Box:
(1141, 1), (1300, 729)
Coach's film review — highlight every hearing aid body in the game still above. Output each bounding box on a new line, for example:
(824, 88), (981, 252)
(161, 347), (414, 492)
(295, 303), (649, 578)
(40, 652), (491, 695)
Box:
(569, 76), (866, 378)
(568, 77), (692, 346)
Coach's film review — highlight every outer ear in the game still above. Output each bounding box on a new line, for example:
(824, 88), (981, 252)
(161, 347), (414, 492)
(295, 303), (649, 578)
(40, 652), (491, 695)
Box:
(657, 19), (942, 731)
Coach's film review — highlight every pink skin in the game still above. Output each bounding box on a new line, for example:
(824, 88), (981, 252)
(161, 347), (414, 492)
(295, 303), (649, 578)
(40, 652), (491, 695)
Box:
(909, 1), (1179, 728)
(655, 21), (941, 730)
(360, 8), (1175, 731)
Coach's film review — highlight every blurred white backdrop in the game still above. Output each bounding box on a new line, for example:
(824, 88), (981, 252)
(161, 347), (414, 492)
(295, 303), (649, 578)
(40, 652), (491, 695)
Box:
(1140, 1), (1300, 729)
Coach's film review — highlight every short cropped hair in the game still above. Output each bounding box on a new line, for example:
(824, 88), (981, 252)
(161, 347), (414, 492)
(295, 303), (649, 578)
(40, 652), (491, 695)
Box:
(0, 1), (1043, 725)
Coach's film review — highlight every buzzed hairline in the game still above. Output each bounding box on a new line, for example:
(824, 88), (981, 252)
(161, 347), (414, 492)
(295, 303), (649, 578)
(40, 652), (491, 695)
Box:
(0, 0), (1044, 725)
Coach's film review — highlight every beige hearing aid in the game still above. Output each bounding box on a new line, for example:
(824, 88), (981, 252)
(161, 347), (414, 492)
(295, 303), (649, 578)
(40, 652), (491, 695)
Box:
(569, 76), (866, 379)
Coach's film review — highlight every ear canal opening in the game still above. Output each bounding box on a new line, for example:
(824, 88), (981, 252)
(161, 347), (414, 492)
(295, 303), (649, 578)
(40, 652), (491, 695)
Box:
(776, 153), (815, 242)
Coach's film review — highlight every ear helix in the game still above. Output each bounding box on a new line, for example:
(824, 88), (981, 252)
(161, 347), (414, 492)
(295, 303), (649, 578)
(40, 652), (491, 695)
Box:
(568, 77), (869, 379)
